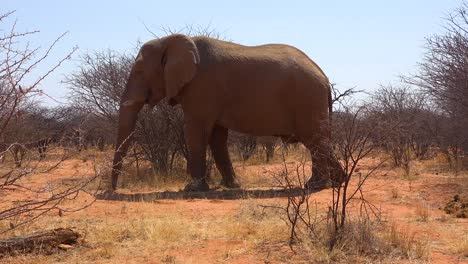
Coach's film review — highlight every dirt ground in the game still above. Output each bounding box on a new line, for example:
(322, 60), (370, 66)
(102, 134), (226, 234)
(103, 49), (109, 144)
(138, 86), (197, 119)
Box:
(1, 151), (467, 264)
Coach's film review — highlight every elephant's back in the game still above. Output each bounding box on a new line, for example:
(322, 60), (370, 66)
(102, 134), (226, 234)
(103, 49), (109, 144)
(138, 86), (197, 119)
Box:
(253, 43), (329, 87)
(193, 37), (328, 87)
(192, 37), (330, 109)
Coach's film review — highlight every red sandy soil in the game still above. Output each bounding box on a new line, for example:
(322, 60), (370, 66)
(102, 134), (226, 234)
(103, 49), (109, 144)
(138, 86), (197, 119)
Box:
(1, 154), (467, 263)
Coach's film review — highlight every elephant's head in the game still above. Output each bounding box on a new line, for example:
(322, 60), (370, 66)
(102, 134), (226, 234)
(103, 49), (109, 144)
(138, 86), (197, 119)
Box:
(111, 34), (200, 190)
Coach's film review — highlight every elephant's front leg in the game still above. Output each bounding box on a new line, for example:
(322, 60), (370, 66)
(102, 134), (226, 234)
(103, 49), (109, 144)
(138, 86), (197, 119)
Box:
(183, 122), (211, 192)
(209, 125), (240, 188)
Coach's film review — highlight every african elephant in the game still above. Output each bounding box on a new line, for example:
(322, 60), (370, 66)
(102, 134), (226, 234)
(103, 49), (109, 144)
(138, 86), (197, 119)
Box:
(111, 34), (338, 191)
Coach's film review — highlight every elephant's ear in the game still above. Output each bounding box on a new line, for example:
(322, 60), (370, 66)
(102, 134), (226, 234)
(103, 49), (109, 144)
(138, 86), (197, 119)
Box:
(163, 34), (200, 98)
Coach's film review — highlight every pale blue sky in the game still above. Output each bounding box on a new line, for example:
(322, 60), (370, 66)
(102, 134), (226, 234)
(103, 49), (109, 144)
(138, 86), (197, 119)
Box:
(2, 0), (460, 105)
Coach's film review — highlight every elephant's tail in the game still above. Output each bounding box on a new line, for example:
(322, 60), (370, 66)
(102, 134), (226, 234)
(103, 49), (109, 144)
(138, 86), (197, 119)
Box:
(327, 83), (333, 139)
(328, 83), (333, 115)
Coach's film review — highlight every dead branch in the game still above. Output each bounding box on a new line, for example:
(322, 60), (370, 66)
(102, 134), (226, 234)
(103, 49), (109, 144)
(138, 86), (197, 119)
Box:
(0, 228), (79, 256)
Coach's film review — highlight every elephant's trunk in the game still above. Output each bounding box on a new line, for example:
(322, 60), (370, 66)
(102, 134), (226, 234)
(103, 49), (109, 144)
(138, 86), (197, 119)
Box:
(111, 101), (144, 190)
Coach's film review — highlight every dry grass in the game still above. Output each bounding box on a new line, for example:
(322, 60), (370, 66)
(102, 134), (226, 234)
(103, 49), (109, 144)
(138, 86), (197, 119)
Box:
(225, 199), (287, 242)
(295, 217), (432, 263)
(385, 223), (431, 260)
(0, 196), (289, 263)
(2, 147), (467, 263)
(449, 236), (468, 258)
(0, 202), (177, 259)
(414, 202), (431, 222)
(423, 153), (468, 176)
(390, 187), (400, 199)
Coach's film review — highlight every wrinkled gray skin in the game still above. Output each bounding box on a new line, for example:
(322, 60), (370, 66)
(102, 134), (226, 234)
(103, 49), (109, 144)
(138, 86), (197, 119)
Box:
(111, 34), (337, 191)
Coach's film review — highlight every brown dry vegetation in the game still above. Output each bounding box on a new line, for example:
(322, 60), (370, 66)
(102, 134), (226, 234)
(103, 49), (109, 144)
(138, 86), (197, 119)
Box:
(0, 148), (466, 264)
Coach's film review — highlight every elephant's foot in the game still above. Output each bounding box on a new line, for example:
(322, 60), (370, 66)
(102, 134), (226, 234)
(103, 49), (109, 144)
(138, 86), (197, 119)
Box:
(184, 179), (210, 192)
(220, 178), (241, 189)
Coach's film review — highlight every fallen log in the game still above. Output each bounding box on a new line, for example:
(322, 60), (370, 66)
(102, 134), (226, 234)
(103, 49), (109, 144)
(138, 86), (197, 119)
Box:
(0, 228), (79, 256)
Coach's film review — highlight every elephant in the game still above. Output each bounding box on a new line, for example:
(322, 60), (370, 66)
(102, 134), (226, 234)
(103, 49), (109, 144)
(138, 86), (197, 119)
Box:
(111, 34), (339, 192)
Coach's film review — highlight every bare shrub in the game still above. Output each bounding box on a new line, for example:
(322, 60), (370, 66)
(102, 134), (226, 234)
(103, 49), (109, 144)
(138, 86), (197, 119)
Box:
(273, 102), (433, 260)
(1, 105), (69, 165)
(327, 105), (385, 248)
(269, 84), (437, 260)
(443, 195), (468, 218)
(0, 10), (97, 233)
(369, 84), (431, 176)
(137, 104), (186, 176)
(273, 103), (383, 240)
(268, 150), (315, 244)
(229, 132), (257, 162)
(258, 136), (279, 163)
(0, 144), (98, 233)
(270, 82), (399, 259)
(270, 151), (387, 259)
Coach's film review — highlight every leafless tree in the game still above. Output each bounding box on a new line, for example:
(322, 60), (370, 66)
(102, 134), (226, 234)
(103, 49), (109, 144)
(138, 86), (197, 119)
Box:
(66, 50), (133, 122)
(369, 84), (431, 172)
(407, 2), (468, 115)
(330, 83), (362, 109)
(0, 12), (76, 138)
(405, 2), (468, 159)
(428, 113), (466, 170)
(0, 11), (96, 234)
(409, 109), (437, 160)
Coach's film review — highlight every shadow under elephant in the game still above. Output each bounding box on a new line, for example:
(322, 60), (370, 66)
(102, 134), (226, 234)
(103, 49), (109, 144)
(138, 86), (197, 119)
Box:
(95, 187), (323, 202)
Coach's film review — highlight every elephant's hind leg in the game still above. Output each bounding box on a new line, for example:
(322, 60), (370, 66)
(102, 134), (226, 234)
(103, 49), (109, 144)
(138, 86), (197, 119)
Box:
(296, 115), (332, 189)
(209, 125), (240, 188)
(305, 141), (332, 190)
(303, 138), (344, 189)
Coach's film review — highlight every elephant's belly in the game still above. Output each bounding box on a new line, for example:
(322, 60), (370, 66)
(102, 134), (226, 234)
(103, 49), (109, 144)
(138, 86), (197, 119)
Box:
(218, 107), (294, 136)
